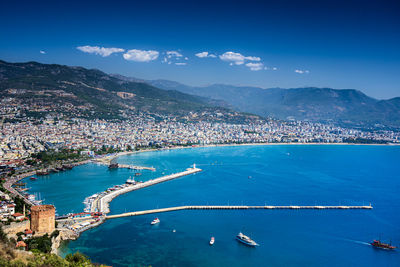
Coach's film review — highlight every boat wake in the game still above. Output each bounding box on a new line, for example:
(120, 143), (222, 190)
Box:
(335, 237), (371, 246)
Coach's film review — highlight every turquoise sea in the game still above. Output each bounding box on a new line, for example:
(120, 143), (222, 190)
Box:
(24, 145), (400, 266)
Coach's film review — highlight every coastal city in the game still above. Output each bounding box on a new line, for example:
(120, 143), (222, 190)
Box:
(1, 113), (399, 163)
(2, 0), (400, 265)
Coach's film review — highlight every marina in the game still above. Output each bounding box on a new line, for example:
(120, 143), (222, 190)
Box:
(55, 165), (202, 233)
(91, 164), (201, 214)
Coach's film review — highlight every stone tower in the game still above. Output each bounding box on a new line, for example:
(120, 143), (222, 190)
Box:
(30, 205), (55, 235)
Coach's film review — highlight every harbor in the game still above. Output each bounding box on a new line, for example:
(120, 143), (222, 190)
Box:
(92, 164), (201, 213)
(54, 162), (374, 236)
(56, 164), (202, 234)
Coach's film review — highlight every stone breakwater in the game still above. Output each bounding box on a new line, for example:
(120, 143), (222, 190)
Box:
(92, 166), (202, 214)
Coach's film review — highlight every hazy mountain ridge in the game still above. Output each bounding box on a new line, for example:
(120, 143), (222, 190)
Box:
(147, 79), (400, 128)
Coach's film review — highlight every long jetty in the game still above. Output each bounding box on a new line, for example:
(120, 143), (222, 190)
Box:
(91, 166), (202, 213)
(106, 204), (373, 219)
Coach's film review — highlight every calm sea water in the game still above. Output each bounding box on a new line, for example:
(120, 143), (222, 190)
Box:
(25, 145), (400, 266)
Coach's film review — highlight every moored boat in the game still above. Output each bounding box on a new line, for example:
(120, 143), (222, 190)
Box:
(108, 163), (119, 169)
(36, 170), (49, 175)
(126, 177), (136, 185)
(236, 232), (258, 247)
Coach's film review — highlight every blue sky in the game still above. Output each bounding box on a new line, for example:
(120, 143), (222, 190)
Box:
(1, 0), (399, 99)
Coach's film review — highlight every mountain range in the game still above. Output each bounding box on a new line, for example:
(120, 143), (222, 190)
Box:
(1, 59), (399, 128)
(147, 80), (400, 129)
(0, 60), (256, 123)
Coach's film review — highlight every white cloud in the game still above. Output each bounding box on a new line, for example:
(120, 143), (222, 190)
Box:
(195, 51), (217, 58)
(166, 51), (183, 58)
(175, 62), (187, 66)
(295, 69), (310, 74)
(219, 51), (261, 65)
(123, 49), (159, 62)
(245, 62), (264, 71)
(40, 50), (46, 54)
(163, 51), (186, 65)
(245, 56), (261, 61)
(77, 45), (125, 57)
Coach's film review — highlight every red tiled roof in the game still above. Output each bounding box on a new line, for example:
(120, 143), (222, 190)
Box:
(12, 213), (23, 217)
(16, 241), (26, 248)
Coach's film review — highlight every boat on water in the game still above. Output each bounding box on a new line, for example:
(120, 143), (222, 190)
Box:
(236, 232), (258, 247)
(134, 172), (142, 176)
(36, 170), (49, 175)
(210, 237), (215, 245)
(30, 177), (37, 180)
(371, 240), (396, 250)
(126, 177), (136, 185)
(108, 163), (119, 169)
(151, 218), (160, 225)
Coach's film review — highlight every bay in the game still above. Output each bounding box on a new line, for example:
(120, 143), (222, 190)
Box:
(25, 145), (400, 266)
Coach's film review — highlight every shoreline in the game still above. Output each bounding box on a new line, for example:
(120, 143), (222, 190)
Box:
(99, 141), (400, 163)
(6, 141), (399, 207)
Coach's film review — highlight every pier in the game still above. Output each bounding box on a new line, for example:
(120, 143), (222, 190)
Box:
(106, 205), (373, 219)
(116, 164), (156, 171)
(90, 165), (202, 213)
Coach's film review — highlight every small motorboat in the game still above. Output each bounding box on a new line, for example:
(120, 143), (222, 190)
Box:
(151, 218), (160, 225)
(210, 236), (215, 245)
(30, 177), (37, 180)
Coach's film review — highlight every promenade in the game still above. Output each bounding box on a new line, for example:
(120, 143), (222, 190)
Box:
(3, 170), (37, 206)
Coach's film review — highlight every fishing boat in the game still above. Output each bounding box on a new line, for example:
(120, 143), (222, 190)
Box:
(210, 237), (215, 245)
(236, 232), (258, 247)
(151, 218), (160, 225)
(371, 240), (396, 250)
